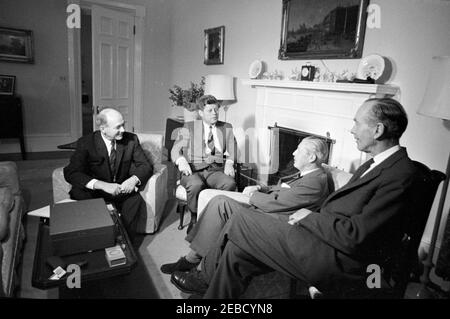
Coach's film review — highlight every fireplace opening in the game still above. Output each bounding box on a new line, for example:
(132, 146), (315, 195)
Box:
(267, 124), (335, 185)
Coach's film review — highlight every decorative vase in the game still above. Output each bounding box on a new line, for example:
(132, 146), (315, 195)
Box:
(183, 107), (199, 122)
(170, 105), (184, 119)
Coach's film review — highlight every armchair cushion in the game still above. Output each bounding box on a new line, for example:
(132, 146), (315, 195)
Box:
(136, 133), (163, 165)
(52, 133), (168, 234)
(0, 161), (20, 196)
(322, 164), (353, 191)
(0, 187), (14, 240)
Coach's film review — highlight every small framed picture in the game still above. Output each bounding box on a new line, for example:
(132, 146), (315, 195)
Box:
(0, 27), (34, 63)
(204, 26), (224, 65)
(0, 75), (16, 95)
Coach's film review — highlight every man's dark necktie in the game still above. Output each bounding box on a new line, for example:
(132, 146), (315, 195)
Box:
(207, 126), (215, 155)
(110, 140), (117, 180)
(349, 158), (374, 182)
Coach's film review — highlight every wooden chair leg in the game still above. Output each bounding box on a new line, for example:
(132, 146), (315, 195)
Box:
(177, 201), (186, 230)
(186, 212), (197, 234)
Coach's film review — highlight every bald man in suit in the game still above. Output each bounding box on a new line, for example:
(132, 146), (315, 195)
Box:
(64, 108), (153, 247)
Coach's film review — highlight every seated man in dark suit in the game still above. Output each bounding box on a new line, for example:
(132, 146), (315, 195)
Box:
(171, 95), (237, 229)
(64, 108), (153, 247)
(161, 136), (332, 276)
(170, 97), (419, 298)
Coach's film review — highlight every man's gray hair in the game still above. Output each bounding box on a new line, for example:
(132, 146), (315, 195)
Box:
(302, 136), (329, 165)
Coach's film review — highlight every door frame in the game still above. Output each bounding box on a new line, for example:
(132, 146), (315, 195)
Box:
(67, 0), (145, 139)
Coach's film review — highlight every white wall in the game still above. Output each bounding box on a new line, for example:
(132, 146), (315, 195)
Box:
(168, 0), (450, 288)
(0, 0), (71, 152)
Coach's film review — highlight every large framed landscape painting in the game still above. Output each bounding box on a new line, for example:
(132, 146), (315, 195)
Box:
(0, 27), (34, 63)
(279, 0), (369, 60)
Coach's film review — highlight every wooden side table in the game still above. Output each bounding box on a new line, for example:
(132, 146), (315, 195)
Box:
(0, 96), (26, 160)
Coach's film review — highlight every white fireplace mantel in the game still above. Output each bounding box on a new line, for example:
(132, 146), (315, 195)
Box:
(242, 79), (400, 174)
(242, 79), (399, 96)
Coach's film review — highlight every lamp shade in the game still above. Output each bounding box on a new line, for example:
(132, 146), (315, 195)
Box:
(417, 56), (450, 120)
(204, 74), (235, 101)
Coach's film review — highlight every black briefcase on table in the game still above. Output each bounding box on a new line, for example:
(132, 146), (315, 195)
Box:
(50, 198), (115, 256)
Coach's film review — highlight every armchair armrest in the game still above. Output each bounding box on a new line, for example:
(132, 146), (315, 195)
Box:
(139, 163), (168, 234)
(52, 167), (71, 203)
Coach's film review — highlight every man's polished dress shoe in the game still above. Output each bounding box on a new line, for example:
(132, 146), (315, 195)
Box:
(171, 269), (208, 295)
(160, 256), (199, 274)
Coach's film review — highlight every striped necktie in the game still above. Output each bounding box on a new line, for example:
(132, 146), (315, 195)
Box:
(109, 140), (117, 180)
(207, 126), (215, 155)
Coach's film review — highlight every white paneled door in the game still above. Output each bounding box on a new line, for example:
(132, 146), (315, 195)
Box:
(92, 5), (134, 131)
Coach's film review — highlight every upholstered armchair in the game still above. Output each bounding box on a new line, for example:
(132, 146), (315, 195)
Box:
(52, 133), (168, 234)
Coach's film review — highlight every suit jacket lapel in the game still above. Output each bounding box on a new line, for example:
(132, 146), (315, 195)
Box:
(322, 148), (408, 206)
(291, 168), (322, 186)
(94, 131), (112, 180)
(94, 131), (109, 160)
(115, 140), (125, 176)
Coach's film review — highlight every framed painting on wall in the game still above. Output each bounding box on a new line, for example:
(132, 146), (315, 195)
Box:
(0, 75), (16, 95)
(279, 0), (369, 60)
(0, 27), (34, 63)
(204, 26), (224, 65)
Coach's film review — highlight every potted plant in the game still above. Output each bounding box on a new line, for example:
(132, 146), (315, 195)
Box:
(169, 77), (205, 120)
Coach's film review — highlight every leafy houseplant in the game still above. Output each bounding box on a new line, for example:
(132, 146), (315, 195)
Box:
(169, 77), (205, 111)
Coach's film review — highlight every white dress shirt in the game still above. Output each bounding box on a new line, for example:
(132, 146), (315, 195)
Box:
(360, 145), (401, 178)
(202, 121), (233, 165)
(86, 133), (140, 189)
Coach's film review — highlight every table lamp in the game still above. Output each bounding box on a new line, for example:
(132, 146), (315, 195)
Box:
(204, 74), (235, 101)
(204, 74), (235, 121)
(416, 55), (450, 298)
